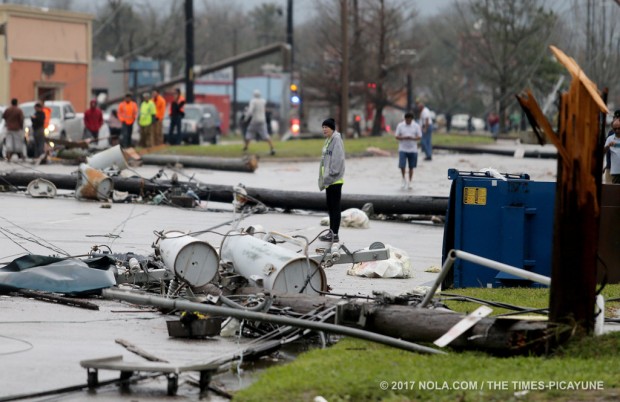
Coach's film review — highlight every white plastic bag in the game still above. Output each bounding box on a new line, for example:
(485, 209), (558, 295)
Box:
(347, 244), (411, 278)
(320, 208), (370, 229)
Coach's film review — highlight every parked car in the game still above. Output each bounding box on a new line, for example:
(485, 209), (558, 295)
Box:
(450, 113), (485, 132)
(163, 103), (221, 145)
(20, 101), (84, 142)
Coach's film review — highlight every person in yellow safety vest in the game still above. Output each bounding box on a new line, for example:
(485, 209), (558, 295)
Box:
(138, 92), (156, 148)
(152, 88), (166, 146)
(168, 88), (185, 145)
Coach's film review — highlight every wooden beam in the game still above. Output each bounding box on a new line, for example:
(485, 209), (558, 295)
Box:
(546, 46), (605, 338)
(516, 90), (569, 162)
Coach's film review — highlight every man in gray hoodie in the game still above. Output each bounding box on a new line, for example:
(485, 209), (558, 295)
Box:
(243, 90), (275, 155)
(318, 117), (345, 242)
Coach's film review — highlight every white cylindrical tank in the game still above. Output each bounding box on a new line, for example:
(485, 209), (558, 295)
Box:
(220, 232), (327, 295)
(156, 231), (219, 288)
(86, 145), (128, 171)
(75, 163), (113, 201)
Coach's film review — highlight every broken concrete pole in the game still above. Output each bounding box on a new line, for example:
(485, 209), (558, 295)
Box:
(140, 154), (258, 172)
(0, 171), (448, 215)
(236, 290), (549, 355)
(103, 288), (445, 355)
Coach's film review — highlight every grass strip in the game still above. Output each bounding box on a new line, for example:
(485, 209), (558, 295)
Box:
(233, 285), (620, 402)
(143, 133), (495, 159)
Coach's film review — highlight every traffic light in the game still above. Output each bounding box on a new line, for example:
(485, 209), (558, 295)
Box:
(290, 83), (300, 105)
(290, 117), (300, 136)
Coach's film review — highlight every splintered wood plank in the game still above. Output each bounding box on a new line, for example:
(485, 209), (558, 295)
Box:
(550, 45), (608, 114)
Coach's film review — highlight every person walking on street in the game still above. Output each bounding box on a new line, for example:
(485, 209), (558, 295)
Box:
(318, 118), (345, 243)
(168, 89), (185, 145)
(83, 99), (103, 145)
(394, 112), (422, 190)
(2, 98), (25, 162)
(243, 90), (275, 155)
(604, 119), (620, 184)
(417, 100), (433, 160)
(138, 92), (156, 148)
(30, 103), (46, 159)
(118, 93), (138, 148)
(152, 88), (166, 146)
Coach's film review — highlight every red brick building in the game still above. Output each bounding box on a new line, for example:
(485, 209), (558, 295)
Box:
(0, 4), (93, 112)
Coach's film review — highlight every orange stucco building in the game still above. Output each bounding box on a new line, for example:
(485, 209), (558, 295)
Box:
(0, 4), (92, 112)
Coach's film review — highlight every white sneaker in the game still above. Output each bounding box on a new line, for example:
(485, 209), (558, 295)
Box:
(407, 180), (413, 190)
(401, 178), (407, 189)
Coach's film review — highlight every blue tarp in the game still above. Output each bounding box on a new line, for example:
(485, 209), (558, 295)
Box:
(0, 255), (116, 294)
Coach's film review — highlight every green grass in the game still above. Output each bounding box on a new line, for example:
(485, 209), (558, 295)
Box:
(145, 133), (494, 159)
(232, 285), (620, 402)
(443, 285), (620, 317)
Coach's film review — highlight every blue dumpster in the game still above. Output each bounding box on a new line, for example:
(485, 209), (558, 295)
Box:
(442, 169), (555, 288)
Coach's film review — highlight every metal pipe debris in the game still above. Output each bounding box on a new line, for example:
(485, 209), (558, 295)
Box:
(419, 249), (551, 308)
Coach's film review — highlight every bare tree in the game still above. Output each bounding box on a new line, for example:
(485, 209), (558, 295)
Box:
(569, 0), (620, 107)
(360, 0), (416, 135)
(249, 3), (285, 46)
(456, 0), (557, 132)
(414, 9), (484, 119)
(93, 0), (148, 60)
(297, 0), (415, 135)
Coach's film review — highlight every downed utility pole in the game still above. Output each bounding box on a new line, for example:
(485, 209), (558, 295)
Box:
(237, 290), (550, 355)
(433, 145), (557, 159)
(0, 171), (448, 215)
(140, 154), (258, 173)
(103, 288), (444, 355)
(516, 46), (607, 338)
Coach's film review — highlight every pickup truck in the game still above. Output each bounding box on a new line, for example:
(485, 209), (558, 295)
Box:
(20, 100), (84, 142)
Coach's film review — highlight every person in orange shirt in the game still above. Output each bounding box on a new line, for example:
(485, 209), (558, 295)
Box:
(117, 93), (138, 148)
(41, 100), (51, 130)
(152, 88), (166, 146)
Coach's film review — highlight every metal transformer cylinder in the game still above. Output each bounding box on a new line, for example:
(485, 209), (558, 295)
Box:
(75, 164), (113, 201)
(86, 144), (128, 171)
(220, 232), (327, 295)
(156, 231), (219, 288)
